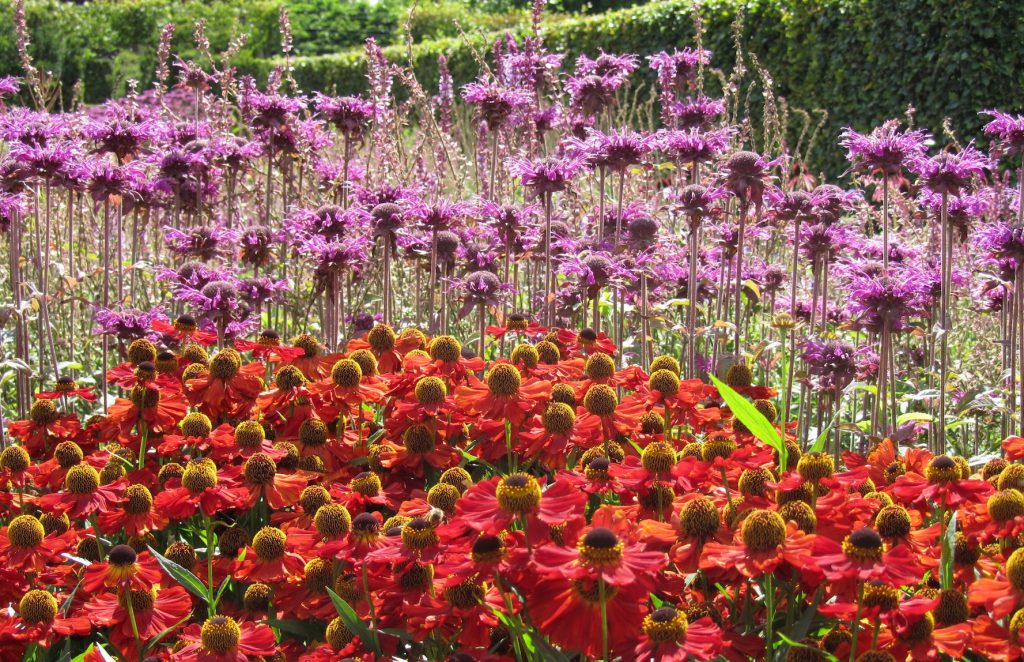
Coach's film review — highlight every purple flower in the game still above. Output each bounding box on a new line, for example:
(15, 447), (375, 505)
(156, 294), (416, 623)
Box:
(647, 49), (710, 94)
(802, 337), (858, 394)
(840, 120), (930, 175)
(163, 224), (238, 260)
(574, 51), (638, 85)
(846, 271), (929, 333)
(810, 184), (861, 224)
(461, 82), (531, 130)
(458, 270), (511, 311)
(676, 184), (728, 219)
(668, 95), (726, 130)
(912, 144), (991, 196)
(978, 220), (1024, 266)
(314, 93), (375, 139)
(656, 127), (733, 165)
(92, 306), (167, 342)
(983, 110), (1024, 156)
(570, 129), (653, 173)
(508, 155), (583, 195)
(721, 150), (776, 206)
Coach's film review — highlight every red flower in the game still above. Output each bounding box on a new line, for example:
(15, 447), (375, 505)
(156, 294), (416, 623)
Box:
(700, 510), (818, 580)
(153, 316), (218, 346)
(233, 526), (306, 582)
(35, 377), (96, 402)
(82, 545), (163, 592)
(87, 585), (192, 657)
(0, 514), (76, 573)
(556, 327), (617, 356)
(532, 525), (666, 589)
(185, 349), (264, 420)
(449, 473), (585, 536)
(633, 608), (725, 662)
(814, 526), (925, 589)
(172, 616), (278, 661)
(454, 361), (550, 425)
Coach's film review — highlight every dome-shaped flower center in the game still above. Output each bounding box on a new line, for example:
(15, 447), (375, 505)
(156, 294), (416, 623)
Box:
(779, 500), (817, 533)
(741, 510), (786, 552)
(182, 460), (218, 493)
(926, 455), (961, 483)
(349, 349), (378, 376)
(443, 579), (484, 608)
(725, 363), (753, 388)
(496, 473), (542, 514)
(842, 527), (884, 562)
(331, 359), (362, 387)
(487, 364), (522, 397)
(300, 486), (331, 515)
(65, 464), (100, 494)
(119, 588), (156, 612)
(350, 471), (382, 496)
(124, 484), (154, 515)
(7, 515), (44, 548)
(18, 589), (58, 624)
(274, 365), (307, 390)
(244, 453), (277, 484)
(0, 445), (30, 472)
(299, 419), (328, 447)
(252, 527), (287, 561)
(414, 377), (447, 407)
(351, 512), (381, 543)
(542, 402), (576, 435)
(583, 384), (618, 416)
(642, 606), (688, 643)
(127, 339), (158, 365)
(428, 336), (462, 362)
(326, 617), (354, 650)
(797, 452), (835, 483)
(650, 355), (680, 375)
(641, 441), (676, 474)
(401, 518), (439, 551)
(201, 615), (241, 654)
(989, 489), (1024, 523)
(108, 543), (138, 567)
(367, 324), (396, 352)
(584, 353), (615, 380)
(738, 468), (772, 497)
(180, 412), (212, 438)
(471, 535), (506, 564)
(649, 369), (680, 396)
(209, 349), (242, 380)
(30, 399), (59, 425)
(313, 503), (352, 538)
(577, 527), (623, 567)
(292, 333), (322, 358)
(427, 483), (460, 515)
(510, 344), (539, 369)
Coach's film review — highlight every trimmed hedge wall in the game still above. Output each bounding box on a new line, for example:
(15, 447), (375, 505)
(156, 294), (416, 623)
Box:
(0, 0), (523, 104)
(282, 0), (1024, 173)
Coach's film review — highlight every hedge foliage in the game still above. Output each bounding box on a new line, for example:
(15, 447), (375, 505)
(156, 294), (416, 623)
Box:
(283, 0), (1024, 173)
(0, 0), (524, 104)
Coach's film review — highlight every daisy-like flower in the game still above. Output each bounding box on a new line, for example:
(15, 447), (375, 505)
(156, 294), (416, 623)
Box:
(889, 453), (993, 508)
(35, 376), (96, 402)
(633, 606), (724, 662)
(97, 483), (168, 538)
(35, 463), (125, 519)
(813, 526), (924, 590)
(233, 526), (306, 582)
(153, 458), (244, 520)
(171, 616), (277, 661)
(6, 399), (81, 457)
(82, 544), (163, 592)
(449, 473), (585, 536)
(184, 348), (265, 420)
(454, 361), (550, 425)
(0, 514), (76, 573)
(700, 509), (818, 580)
(87, 585), (192, 659)
(533, 525), (666, 589)
(508, 155), (584, 195)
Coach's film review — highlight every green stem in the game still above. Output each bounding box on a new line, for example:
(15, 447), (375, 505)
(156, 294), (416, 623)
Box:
(764, 574), (775, 661)
(599, 577), (609, 662)
(362, 562), (381, 653)
(124, 587), (144, 661)
(137, 420), (148, 471)
(205, 515), (217, 615)
(849, 580), (865, 662)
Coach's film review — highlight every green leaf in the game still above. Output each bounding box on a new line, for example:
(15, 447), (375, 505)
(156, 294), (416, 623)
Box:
(940, 511), (958, 590)
(326, 588), (381, 655)
(710, 374), (786, 469)
(809, 409), (839, 453)
(896, 411), (933, 425)
(267, 618), (323, 641)
(148, 546), (209, 603)
(144, 614), (192, 653)
(93, 644), (119, 662)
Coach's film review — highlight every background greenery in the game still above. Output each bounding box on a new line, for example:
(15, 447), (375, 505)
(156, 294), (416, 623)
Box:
(3, 0), (1023, 173)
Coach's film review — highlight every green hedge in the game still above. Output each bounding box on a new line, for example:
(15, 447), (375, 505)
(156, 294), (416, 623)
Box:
(281, 0), (1024, 173)
(0, 0), (529, 104)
